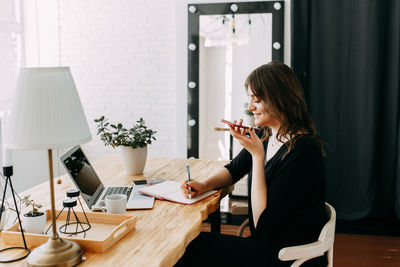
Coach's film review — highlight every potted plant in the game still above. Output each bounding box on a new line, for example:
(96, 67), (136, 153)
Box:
(244, 102), (255, 126)
(21, 195), (46, 234)
(95, 116), (157, 175)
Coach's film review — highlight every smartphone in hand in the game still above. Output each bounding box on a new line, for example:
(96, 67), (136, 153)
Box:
(221, 119), (262, 132)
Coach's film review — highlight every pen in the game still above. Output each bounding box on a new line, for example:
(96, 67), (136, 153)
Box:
(186, 163), (192, 199)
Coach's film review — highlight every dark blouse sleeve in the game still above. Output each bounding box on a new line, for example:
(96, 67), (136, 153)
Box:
(224, 148), (252, 184)
(256, 138), (325, 236)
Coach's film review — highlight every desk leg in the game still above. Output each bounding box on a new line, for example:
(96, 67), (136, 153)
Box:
(210, 207), (221, 233)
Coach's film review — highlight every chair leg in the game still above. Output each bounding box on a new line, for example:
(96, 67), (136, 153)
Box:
(327, 248), (334, 267)
(237, 218), (249, 237)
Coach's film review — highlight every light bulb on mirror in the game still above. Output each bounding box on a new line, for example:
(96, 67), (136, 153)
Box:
(188, 119), (196, 127)
(273, 42), (281, 50)
(189, 5), (197, 13)
(188, 43), (197, 51)
(188, 81), (196, 89)
(274, 2), (282, 10)
(230, 4), (238, 12)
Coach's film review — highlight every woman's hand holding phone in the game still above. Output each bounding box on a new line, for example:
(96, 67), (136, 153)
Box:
(221, 119), (261, 132)
(224, 118), (264, 159)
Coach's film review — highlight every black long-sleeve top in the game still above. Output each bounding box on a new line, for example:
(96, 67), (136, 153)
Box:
(225, 134), (327, 248)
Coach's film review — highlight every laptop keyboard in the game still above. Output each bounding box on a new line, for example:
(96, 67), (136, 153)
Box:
(100, 186), (132, 206)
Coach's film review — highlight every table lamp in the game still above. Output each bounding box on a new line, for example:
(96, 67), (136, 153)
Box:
(4, 67), (92, 266)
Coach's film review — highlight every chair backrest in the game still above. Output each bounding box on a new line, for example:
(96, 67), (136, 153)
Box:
(238, 202), (337, 267)
(318, 202), (336, 244)
(320, 202), (336, 267)
(277, 202), (336, 267)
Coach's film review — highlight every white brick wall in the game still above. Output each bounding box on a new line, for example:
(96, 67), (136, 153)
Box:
(58, 0), (177, 160)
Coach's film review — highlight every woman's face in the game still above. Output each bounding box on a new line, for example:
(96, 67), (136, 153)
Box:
(247, 87), (280, 128)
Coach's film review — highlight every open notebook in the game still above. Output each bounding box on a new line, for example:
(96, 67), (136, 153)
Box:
(138, 181), (217, 205)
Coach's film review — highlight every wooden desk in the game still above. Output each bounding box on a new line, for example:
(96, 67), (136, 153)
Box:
(0, 154), (229, 266)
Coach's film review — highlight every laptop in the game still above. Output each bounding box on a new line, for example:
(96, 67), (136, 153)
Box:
(60, 145), (154, 211)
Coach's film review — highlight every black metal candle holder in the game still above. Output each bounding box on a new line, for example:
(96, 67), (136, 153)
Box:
(45, 189), (90, 238)
(0, 166), (30, 263)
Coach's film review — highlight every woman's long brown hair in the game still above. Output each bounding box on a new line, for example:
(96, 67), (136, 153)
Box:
(245, 61), (324, 157)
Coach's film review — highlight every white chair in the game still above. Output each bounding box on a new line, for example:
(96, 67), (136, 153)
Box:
(238, 202), (336, 267)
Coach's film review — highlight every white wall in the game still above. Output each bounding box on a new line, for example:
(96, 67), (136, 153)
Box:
(4, 0), (178, 193)
(0, 0), (21, 104)
(23, 0), (60, 67)
(0, 0), (50, 194)
(25, 0), (178, 161)
(57, 0), (177, 161)
(0, 118), (49, 194)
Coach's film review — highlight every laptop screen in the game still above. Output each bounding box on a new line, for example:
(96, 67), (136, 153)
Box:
(61, 146), (103, 206)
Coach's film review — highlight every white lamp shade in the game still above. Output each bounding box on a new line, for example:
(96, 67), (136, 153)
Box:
(5, 67), (92, 149)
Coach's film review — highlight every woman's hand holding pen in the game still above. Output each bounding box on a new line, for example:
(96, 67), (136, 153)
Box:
(229, 119), (264, 160)
(180, 180), (207, 199)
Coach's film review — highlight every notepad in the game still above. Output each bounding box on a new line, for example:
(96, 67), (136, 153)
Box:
(138, 181), (218, 205)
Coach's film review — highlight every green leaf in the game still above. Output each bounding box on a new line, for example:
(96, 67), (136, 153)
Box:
(95, 116), (156, 147)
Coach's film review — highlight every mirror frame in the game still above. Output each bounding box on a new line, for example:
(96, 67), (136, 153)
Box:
(187, 1), (284, 158)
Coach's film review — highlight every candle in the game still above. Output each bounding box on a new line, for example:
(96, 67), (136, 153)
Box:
(1, 112), (12, 167)
(2, 148), (12, 167)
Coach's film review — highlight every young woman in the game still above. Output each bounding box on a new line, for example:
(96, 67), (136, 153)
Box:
(176, 62), (327, 267)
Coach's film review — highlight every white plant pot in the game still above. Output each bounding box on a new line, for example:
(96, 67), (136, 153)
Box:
(22, 212), (46, 234)
(118, 145), (148, 175)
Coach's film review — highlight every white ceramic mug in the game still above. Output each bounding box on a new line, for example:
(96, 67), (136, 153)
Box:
(105, 194), (127, 214)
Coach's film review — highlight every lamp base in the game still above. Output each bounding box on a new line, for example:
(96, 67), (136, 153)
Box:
(27, 237), (83, 267)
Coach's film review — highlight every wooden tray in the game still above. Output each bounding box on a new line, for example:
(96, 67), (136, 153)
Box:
(1, 209), (137, 253)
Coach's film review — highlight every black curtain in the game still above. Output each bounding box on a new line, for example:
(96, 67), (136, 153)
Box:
(291, 0), (400, 221)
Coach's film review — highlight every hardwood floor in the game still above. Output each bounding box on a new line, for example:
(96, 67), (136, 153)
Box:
(334, 234), (400, 267)
(201, 223), (400, 266)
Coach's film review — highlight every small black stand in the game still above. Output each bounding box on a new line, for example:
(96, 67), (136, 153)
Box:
(45, 189), (90, 238)
(0, 166), (30, 263)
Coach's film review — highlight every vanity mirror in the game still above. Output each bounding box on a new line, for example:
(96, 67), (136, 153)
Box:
(187, 1), (284, 159)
